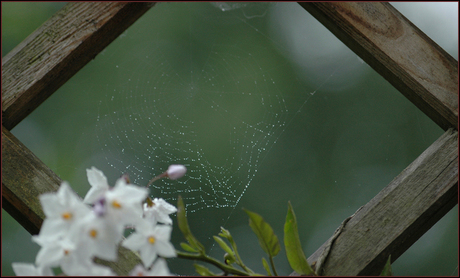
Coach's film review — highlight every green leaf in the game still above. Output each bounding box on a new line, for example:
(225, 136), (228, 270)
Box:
(194, 264), (217, 276)
(177, 196), (205, 253)
(219, 227), (237, 249)
(180, 242), (198, 253)
(213, 236), (235, 259)
(262, 257), (273, 276)
(284, 201), (315, 275)
(219, 226), (232, 239)
(244, 208), (280, 257)
(380, 255), (393, 276)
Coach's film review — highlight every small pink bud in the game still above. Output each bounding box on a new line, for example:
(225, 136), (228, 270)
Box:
(166, 164), (187, 180)
(120, 173), (130, 184)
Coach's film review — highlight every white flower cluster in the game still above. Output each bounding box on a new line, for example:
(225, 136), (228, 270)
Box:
(12, 166), (186, 276)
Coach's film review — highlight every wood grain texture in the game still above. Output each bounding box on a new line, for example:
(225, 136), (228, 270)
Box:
(2, 2), (154, 130)
(299, 2), (458, 131)
(2, 125), (61, 235)
(296, 128), (458, 276)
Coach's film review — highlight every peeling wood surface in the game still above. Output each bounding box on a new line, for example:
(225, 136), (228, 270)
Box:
(2, 2), (154, 130)
(299, 2), (458, 131)
(293, 129), (458, 276)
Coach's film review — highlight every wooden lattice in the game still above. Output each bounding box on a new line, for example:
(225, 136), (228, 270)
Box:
(2, 2), (458, 276)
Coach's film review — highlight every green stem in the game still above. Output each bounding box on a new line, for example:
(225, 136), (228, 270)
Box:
(269, 255), (278, 276)
(227, 238), (255, 274)
(235, 255), (255, 275)
(176, 250), (251, 276)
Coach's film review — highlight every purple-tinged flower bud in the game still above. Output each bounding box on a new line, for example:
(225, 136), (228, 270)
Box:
(166, 164), (187, 180)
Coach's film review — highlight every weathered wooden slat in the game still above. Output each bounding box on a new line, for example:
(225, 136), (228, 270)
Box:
(292, 128), (457, 276)
(2, 2), (154, 130)
(2, 3), (152, 274)
(299, 2), (458, 131)
(1, 126), (142, 275)
(2, 128), (60, 235)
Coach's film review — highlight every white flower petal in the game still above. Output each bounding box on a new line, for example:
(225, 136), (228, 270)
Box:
(129, 260), (172, 276)
(150, 258), (173, 276)
(155, 198), (177, 214)
(155, 225), (173, 241)
(35, 243), (63, 267)
(122, 233), (146, 251)
(39, 194), (61, 218)
(113, 184), (148, 202)
(12, 263), (54, 276)
(144, 199), (176, 225)
(83, 187), (107, 204)
(84, 167), (110, 204)
(87, 167), (110, 189)
(86, 263), (117, 276)
(140, 245), (158, 267)
(155, 240), (177, 258)
(38, 218), (67, 240)
(130, 264), (148, 276)
(58, 182), (78, 205)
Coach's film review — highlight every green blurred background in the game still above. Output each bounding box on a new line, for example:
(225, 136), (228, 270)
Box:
(2, 2), (458, 276)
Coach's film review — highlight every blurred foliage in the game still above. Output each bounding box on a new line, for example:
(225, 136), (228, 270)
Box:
(1, 2), (66, 57)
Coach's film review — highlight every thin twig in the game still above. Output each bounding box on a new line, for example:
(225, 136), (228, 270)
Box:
(176, 250), (251, 276)
(146, 172), (167, 187)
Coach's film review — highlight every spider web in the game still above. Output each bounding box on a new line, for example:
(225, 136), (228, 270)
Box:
(94, 2), (365, 213)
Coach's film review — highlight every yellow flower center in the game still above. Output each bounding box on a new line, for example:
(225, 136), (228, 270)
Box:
(148, 236), (156, 245)
(111, 200), (122, 209)
(89, 229), (98, 238)
(62, 212), (72, 220)
(64, 249), (70, 256)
